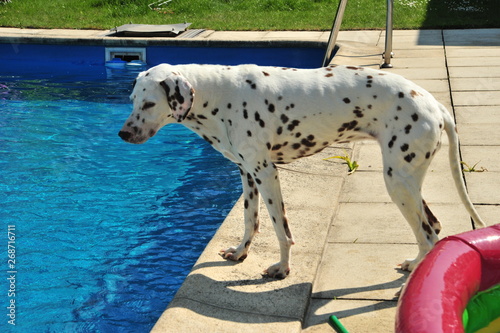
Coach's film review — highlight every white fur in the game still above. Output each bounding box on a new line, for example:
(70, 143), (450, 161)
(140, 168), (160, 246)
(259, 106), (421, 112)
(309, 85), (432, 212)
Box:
(119, 63), (485, 278)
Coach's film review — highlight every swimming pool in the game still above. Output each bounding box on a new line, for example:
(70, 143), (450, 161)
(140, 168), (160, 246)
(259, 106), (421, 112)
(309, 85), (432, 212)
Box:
(0, 43), (324, 332)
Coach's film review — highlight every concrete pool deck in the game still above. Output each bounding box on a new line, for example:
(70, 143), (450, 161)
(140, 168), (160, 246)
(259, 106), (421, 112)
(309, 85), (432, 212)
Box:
(2, 27), (499, 332)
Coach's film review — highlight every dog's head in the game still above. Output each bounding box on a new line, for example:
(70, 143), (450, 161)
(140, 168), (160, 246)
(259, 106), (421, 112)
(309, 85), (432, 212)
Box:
(118, 64), (195, 144)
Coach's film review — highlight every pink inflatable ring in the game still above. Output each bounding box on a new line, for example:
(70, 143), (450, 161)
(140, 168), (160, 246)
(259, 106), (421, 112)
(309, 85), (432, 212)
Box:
(395, 224), (500, 333)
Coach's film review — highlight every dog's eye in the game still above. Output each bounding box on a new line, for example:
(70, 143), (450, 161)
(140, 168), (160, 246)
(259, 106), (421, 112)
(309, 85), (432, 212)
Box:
(143, 102), (156, 110)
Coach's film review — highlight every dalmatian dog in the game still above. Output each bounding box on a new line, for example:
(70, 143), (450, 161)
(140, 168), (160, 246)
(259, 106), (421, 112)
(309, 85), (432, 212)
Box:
(118, 63), (486, 279)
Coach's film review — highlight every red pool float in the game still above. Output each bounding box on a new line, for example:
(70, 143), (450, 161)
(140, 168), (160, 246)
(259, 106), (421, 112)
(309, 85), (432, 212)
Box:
(395, 224), (500, 333)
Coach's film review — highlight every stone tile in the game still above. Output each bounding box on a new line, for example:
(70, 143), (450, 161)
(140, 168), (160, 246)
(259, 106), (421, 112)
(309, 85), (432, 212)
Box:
(449, 67), (500, 78)
(443, 29), (500, 47)
(153, 298), (302, 333)
(455, 106), (500, 124)
(475, 205), (500, 227)
(465, 172), (500, 204)
(265, 31), (324, 40)
(412, 79), (450, 93)
(450, 77), (500, 91)
(312, 243), (412, 300)
(447, 57), (500, 67)
(382, 30), (443, 47)
(329, 202), (472, 244)
(206, 31), (269, 40)
(445, 47), (500, 58)
(389, 56), (445, 68)
(337, 30), (382, 45)
(389, 48), (445, 58)
(452, 91), (500, 106)
(457, 123), (500, 145)
(381, 67), (448, 80)
(303, 298), (397, 333)
(461, 146), (500, 172)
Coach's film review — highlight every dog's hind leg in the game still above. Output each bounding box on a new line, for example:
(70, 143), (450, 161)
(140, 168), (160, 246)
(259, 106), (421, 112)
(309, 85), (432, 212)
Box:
(382, 147), (440, 271)
(221, 167), (261, 261)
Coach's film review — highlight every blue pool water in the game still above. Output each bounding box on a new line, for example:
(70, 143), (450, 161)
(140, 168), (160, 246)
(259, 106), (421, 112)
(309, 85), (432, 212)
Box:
(0, 44), (324, 332)
(0, 65), (244, 332)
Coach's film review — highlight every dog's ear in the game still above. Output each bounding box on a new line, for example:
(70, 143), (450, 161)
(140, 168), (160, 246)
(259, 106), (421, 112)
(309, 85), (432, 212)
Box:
(159, 73), (195, 122)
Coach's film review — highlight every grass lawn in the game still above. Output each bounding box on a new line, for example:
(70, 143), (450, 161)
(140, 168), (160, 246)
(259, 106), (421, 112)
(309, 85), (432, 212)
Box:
(0, 0), (498, 31)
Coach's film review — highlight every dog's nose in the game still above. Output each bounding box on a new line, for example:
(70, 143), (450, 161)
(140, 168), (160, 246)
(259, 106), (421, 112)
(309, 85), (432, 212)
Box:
(118, 131), (132, 141)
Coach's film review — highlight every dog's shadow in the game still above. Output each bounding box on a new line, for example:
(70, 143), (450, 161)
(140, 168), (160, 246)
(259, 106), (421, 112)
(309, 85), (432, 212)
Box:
(165, 259), (409, 328)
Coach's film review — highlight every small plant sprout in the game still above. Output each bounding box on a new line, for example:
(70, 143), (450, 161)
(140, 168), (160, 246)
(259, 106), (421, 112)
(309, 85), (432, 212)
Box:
(324, 151), (359, 175)
(461, 161), (487, 173)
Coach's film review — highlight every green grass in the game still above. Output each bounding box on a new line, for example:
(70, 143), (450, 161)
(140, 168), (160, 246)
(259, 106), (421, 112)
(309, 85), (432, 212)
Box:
(0, 0), (498, 30)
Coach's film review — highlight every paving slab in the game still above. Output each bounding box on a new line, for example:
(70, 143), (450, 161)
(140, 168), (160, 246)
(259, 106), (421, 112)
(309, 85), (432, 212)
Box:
(381, 67), (448, 80)
(449, 66), (500, 78)
(311, 243), (412, 300)
(329, 202), (472, 245)
(443, 29), (500, 46)
(303, 299), (397, 333)
(445, 47), (500, 58)
(455, 106), (500, 124)
(447, 56), (500, 67)
(450, 77), (500, 91)
(453, 91), (500, 106)
(461, 146), (500, 172)
(465, 172), (500, 205)
(457, 123), (500, 146)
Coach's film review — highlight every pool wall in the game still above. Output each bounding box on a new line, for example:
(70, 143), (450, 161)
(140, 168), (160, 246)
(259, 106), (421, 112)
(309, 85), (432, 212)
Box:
(0, 34), (327, 68)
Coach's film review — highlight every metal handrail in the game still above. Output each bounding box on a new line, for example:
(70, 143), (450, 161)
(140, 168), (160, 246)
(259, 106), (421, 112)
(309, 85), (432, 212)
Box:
(322, 0), (394, 68)
(322, 0), (348, 67)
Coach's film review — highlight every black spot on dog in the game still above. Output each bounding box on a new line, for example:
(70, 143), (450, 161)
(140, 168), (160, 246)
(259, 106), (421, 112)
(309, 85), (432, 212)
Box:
(388, 135), (397, 148)
(277, 126), (283, 135)
(387, 167), (393, 177)
(301, 138), (316, 147)
(202, 135), (213, 145)
(401, 143), (409, 152)
(405, 124), (412, 134)
(247, 130), (252, 137)
(343, 98), (351, 104)
(246, 80), (257, 89)
(281, 114), (289, 123)
(212, 108), (219, 116)
(292, 143), (301, 150)
(268, 104), (275, 113)
(272, 144), (282, 151)
(287, 120), (300, 131)
(425, 152), (431, 159)
(412, 113), (419, 122)
(227, 103), (232, 109)
(398, 92), (405, 98)
(404, 152), (416, 163)
(263, 71), (270, 76)
(353, 109), (364, 118)
(243, 109), (248, 119)
(203, 101), (208, 108)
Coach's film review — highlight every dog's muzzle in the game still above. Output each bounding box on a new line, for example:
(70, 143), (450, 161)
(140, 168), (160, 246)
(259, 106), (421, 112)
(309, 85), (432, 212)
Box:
(118, 131), (133, 142)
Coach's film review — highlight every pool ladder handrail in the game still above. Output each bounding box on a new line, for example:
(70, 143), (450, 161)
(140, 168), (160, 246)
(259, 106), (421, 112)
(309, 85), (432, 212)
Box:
(322, 0), (394, 68)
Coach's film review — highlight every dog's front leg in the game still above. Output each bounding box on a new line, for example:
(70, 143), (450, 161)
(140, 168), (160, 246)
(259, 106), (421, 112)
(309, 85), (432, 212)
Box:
(253, 163), (295, 279)
(221, 167), (261, 261)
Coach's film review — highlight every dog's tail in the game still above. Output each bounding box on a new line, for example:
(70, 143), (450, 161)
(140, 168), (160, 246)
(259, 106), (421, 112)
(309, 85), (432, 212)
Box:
(441, 103), (486, 229)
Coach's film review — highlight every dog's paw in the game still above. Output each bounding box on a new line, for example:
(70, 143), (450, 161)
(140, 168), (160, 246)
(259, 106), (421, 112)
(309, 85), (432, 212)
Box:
(220, 246), (247, 261)
(263, 262), (290, 279)
(400, 259), (418, 272)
